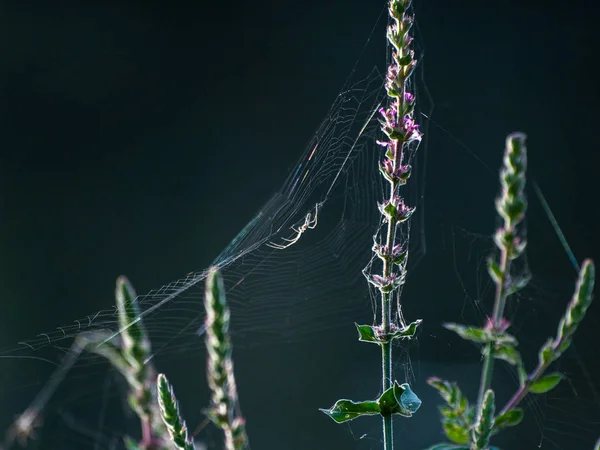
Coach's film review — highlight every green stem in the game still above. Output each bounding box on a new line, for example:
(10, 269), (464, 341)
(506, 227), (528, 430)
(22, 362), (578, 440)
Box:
(476, 247), (510, 414)
(499, 360), (542, 415)
(381, 190), (396, 450)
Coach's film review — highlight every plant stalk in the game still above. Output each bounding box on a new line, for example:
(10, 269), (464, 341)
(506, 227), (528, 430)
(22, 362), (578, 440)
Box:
(477, 247), (510, 412)
(500, 259), (595, 415)
(381, 204), (396, 450)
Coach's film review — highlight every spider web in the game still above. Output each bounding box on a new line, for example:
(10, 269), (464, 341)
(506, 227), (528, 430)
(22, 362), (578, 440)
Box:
(0, 11), (430, 449)
(1, 5), (599, 450)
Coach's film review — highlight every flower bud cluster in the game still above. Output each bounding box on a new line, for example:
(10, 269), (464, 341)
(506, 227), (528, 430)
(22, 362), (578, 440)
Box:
(367, 0), (421, 303)
(205, 268), (248, 450)
(494, 133), (528, 259)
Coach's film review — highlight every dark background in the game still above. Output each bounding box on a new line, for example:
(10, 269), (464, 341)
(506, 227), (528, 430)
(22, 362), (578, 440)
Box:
(1, 1), (599, 449)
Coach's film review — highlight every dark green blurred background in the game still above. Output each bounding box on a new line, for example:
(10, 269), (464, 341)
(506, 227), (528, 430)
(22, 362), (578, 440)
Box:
(1, 1), (598, 449)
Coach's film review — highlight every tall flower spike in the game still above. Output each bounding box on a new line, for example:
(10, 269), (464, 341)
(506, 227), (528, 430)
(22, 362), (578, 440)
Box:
(115, 276), (166, 449)
(322, 2), (422, 449)
(205, 268), (248, 450)
(476, 133), (529, 423)
(494, 132), (528, 259)
(471, 390), (495, 450)
(372, 4), (423, 448)
(157, 374), (195, 450)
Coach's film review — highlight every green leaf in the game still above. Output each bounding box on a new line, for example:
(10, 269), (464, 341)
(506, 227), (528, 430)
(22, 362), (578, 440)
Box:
(538, 338), (555, 366)
(320, 399), (380, 423)
(517, 363), (528, 387)
(427, 377), (453, 404)
(115, 276), (151, 365)
(487, 257), (503, 284)
(389, 0), (406, 17)
(443, 323), (491, 344)
(381, 201), (397, 219)
(428, 377), (468, 412)
(392, 248), (409, 266)
(492, 343), (522, 366)
(356, 320), (422, 344)
(494, 408), (524, 430)
(389, 319), (422, 341)
(378, 381), (421, 417)
(494, 332), (518, 346)
(529, 372), (564, 394)
(123, 437), (142, 450)
(440, 406), (459, 420)
(505, 274), (531, 295)
(398, 382), (422, 414)
(472, 389), (495, 450)
(355, 323), (379, 344)
(425, 444), (469, 450)
(442, 419), (470, 445)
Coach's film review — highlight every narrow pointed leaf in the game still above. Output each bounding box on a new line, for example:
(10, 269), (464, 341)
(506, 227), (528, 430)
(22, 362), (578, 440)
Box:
(529, 372), (564, 394)
(443, 323), (491, 344)
(487, 258), (503, 283)
(320, 399), (380, 423)
(427, 377), (453, 404)
(492, 344), (521, 366)
(472, 389), (495, 449)
(505, 274), (531, 295)
(355, 323), (379, 344)
(115, 276), (150, 364)
(494, 408), (524, 430)
(389, 319), (422, 341)
(442, 420), (470, 445)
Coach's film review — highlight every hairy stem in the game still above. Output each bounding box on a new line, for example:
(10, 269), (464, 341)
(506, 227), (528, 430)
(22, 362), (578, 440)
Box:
(373, 3), (422, 448)
(475, 133), (527, 424)
(477, 247), (510, 412)
(381, 213), (395, 449)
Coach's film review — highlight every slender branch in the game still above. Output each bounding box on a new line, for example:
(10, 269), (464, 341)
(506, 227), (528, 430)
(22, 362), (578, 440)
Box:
(500, 259), (595, 415)
(477, 247), (510, 412)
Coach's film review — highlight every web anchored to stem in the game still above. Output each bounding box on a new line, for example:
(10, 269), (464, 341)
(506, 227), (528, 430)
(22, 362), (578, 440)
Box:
(321, 1), (423, 449)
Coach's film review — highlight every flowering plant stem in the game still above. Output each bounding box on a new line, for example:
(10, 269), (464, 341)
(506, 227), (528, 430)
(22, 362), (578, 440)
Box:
(476, 246), (510, 413)
(475, 133), (528, 423)
(321, 1), (423, 448)
(376, 2), (422, 445)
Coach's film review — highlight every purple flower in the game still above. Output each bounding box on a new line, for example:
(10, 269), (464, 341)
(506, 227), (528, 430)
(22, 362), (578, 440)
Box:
(380, 158), (394, 177)
(401, 116), (422, 141)
(379, 106), (398, 128)
(391, 244), (405, 257)
(366, 272), (404, 293)
(484, 316), (511, 333)
(393, 163), (411, 181)
(393, 196), (415, 222)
